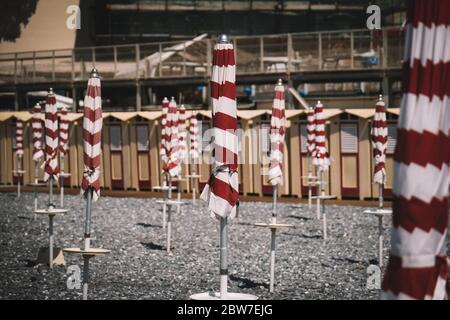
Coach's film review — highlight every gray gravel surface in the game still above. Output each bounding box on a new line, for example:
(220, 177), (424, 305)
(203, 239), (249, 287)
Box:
(0, 192), (448, 300)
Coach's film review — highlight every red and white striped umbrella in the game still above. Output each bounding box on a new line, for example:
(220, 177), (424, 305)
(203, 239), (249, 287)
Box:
(160, 98), (169, 164)
(268, 80), (285, 186)
(371, 98), (387, 185)
(178, 104), (188, 161)
(163, 98), (180, 177)
(189, 111), (200, 161)
(15, 119), (24, 157)
(381, 0), (450, 300)
(59, 105), (69, 156)
(306, 107), (316, 156)
(200, 40), (239, 219)
(81, 72), (102, 201)
(43, 90), (59, 181)
(312, 101), (330, 170)
(32, 103), (44, 162)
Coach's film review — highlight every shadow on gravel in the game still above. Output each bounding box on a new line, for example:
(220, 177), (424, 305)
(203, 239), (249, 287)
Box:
(282, 232), (321, 239)
(229, 275), (269, 289)
(287, 215), (313, 221)
(332, 256), (365, 265)
(140, 242), (165, 251)
(136, 223), (162, 229)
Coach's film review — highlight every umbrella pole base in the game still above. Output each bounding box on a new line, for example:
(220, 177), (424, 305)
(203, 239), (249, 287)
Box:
(189, 292), (258, 300)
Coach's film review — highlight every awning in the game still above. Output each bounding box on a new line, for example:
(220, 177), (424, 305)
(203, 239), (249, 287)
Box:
(104, 112), (138, 122)
(323, 108), (343, 119)
(344, 108), (376, 119)
(0, 112), (16, 122)
(66, 113), (84, 122)
(387, 108), (400, 116)
(137, 111), (162, 121)
(237, 110), (268, 120)
(198, 110), (212, 118)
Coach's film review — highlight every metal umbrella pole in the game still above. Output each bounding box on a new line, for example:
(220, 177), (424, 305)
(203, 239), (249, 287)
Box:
(219, 216), (228, 298)
(60, 155), (64, 208)
(34, 162), (39, 215)
(82, 188), (93, 300)
(307, 156), (313, 209)
(166, 174), (173, 253)
(269, 185), (277, 292)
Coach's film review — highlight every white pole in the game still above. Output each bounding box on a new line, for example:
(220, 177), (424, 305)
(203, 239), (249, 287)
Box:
(167, 175), (172, 253)
(308, 156), (312, 209)
(49, 176), (54, 208)
(82, 255), (89, 300)
(49, 214), (54, 269)
(17, 155), (21, 198)
(219, 217), (228, 299)
(34, 163), (39, 213)
(378, 216), (383, 268)
(322, 196), (327, 241)
(272, 185), (277, 224)
(269, 228), (276, 293)
(60, 156), (64, 208)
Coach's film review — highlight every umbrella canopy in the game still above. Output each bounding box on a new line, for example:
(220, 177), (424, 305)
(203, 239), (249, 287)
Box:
(163, 98), (180, 177)
(59, 105), (69, 156)
(32, 103), (44, 162)
(189, 111), (200, 161)
(178, 104), (188, 162)
(200, 40), (239, 219)
(160, 98), (169, 165)
(81, 71), (102, 201)
(381, 0), (450, 300)
(268, 80), (285, 186)
(306, 107), (316, 157)
(371, 97), (387, 185)
(15, 119), (24, 157)
(312, 101), (330, 170)
(43, 90), (59, 181)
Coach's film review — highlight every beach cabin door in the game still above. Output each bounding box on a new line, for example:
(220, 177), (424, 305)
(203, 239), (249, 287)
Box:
(340, 122), (359, 198)
(109, 124), (124, 189)
(136, 123), (151, 190)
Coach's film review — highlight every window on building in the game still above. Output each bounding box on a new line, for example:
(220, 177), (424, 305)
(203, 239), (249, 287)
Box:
(136, 125), (149, 151)
(340, 123), (358, 153)
(300, 124), (308, 153)
(387, 124), (397, 154)
(110, 125), (122, 151)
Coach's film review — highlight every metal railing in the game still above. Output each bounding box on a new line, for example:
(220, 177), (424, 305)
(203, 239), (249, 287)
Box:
(0, 27), (404, 85)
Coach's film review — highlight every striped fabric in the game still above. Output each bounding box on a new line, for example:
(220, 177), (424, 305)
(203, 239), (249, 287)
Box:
(381, 0), (450, 300)
(268, 82), (285, 186)
(32, 103), (44, 162)
(43, 91), (59, 181)
(189, 111), (200, 161)
(160, 98), (169, 164)
(371, 99), (387, 185)
(178, 104), (188, 162)
(200, 42), (239, 219)
(312, 101), (330, 170)
(15, 119), (24, 157)
(163, 98), (181, 177)
(81, 75), (102, 201)
(59, 105), (69, 156)
(307, 107), (316, 156)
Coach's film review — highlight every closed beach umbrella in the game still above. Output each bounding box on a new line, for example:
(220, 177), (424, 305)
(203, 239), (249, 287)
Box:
(160, 98), (169, 165)
(381, 0), (450, 300)
(312, 101), (330, 170)
(44, 89), (59, 182)
(164, 97), (181, 178)
(15, 120), (24, 157)
(178, 104), (188, 162)
(189, 111), (200, 161)
(372, 96), (388, 208)
(81, 70), (102, 202)
(306, 107), (315, 157)
(268, 79), (285, 186)
(32, 103), (44, 162)
(59, 105), (69, 156)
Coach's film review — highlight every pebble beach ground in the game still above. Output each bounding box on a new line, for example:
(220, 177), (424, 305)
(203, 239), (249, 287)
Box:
(1, 192), (448, 300)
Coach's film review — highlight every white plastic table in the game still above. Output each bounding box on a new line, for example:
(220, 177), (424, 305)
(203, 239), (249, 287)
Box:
(363, 208), (392, 268)
(311, 195), (337, 240)
(34, 208), (68, 268)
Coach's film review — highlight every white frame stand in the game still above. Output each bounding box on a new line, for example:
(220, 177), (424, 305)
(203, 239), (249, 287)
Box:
(363, 208), (391, 268)
(34, 208), (68, 268)
(185, 174), (201, 204)
(311, 195), (337, 240)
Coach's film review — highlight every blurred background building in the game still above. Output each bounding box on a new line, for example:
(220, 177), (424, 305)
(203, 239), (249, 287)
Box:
(0, 0), (406, 111)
